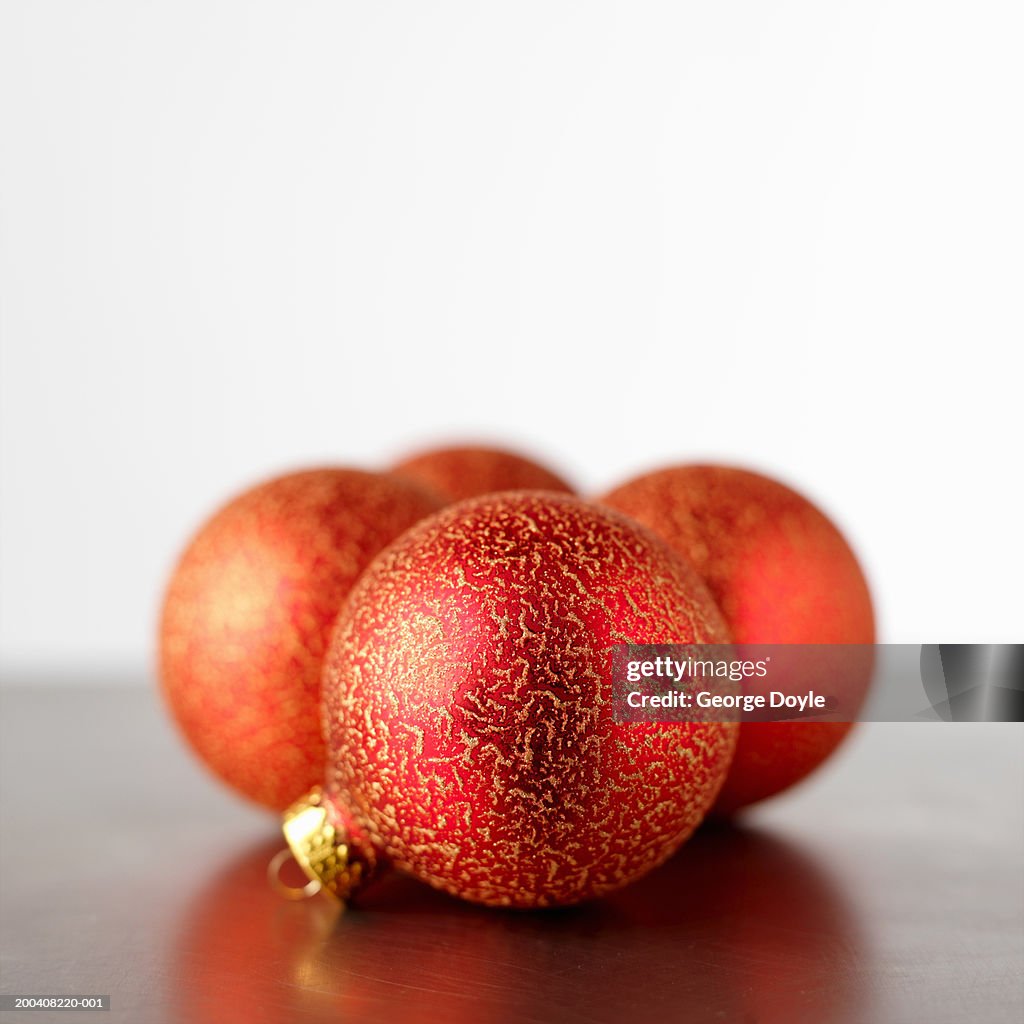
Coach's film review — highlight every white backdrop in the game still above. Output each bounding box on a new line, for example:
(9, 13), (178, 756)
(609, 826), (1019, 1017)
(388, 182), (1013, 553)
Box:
(1, 1), (1021, 678)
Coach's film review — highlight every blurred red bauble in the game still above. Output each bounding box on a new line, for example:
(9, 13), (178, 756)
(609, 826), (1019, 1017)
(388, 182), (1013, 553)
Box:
(158, 468), (441, 811)
(313, 491), (736, 907)
(391, 444), (574, 502)
(600, 465), (875, 813)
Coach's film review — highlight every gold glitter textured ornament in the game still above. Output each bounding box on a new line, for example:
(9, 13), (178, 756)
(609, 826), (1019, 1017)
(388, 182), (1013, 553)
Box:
(391, 444), (574, 502)
(600, 464), (875, 813)
(159, 467), (441, 811)
(289, 491), (737, 908)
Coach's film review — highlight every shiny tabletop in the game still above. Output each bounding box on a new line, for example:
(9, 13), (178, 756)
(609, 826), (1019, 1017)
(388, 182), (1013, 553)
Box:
(1, 684), (1021, 1024)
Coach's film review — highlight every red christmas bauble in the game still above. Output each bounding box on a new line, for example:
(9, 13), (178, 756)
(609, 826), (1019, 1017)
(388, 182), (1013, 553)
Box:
(391, 444), (574, 502)
(158, 468), (441, 811)
(316, 491), (736, 907)
(600, 465), (875, 813)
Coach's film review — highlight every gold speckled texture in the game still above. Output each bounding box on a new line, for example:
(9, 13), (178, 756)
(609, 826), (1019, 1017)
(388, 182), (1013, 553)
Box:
(600, 464), (876, 813)
(158, 468), (441, 811)
(321, 491), (737, 908)
(391, 444), (574, 503)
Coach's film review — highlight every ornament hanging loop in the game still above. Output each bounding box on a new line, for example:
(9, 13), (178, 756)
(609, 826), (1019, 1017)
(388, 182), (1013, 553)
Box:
(267, 848), (323, 900)
(274, 786), (377, 904)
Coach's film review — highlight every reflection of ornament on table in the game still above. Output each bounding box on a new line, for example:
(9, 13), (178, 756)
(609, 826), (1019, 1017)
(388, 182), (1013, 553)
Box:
(594, 824), (870, 1024)
(172, 825), (867, 1024)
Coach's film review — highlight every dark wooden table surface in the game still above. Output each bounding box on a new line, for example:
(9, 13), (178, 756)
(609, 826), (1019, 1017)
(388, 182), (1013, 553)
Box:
(1, 684), (1021, 1024)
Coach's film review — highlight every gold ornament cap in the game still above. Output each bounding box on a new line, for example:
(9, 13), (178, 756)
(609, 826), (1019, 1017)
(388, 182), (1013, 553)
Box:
(271, 786), (376, 903)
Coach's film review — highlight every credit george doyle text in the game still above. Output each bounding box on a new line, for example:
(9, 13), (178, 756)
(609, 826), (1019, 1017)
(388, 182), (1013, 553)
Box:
(611, 644), (1024, 723)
